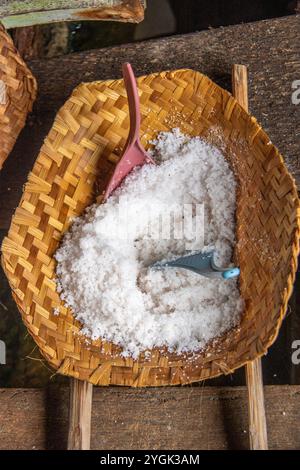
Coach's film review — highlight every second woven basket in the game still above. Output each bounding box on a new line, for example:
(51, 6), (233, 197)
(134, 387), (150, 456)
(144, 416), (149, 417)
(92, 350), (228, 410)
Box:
(2, 69), (299, 386)
(0, 25), (36, 170)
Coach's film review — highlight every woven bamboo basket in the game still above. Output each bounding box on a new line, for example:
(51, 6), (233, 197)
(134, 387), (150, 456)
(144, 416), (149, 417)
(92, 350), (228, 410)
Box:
(2, 69), (299, 386)
(0, 24), (37, 170)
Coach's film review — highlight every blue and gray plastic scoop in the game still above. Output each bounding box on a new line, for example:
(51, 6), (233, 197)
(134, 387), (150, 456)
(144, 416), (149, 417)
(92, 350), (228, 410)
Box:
(152, 250), (240, 280)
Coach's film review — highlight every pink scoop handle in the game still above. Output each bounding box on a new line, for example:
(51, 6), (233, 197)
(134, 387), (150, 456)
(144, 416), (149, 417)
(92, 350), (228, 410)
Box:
(103, 63), (155, 200)
(122, 62), (141, 145)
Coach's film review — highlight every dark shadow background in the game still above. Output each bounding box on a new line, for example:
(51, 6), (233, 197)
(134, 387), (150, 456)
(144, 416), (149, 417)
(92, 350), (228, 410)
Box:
(70, 0), (298, 52)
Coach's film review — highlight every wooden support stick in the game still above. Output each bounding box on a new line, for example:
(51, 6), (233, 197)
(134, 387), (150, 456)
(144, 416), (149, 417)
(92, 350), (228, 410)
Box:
(245, 359), (268, 449)
(68, 378), (93, 450)
(232, 64), (248, 110)
(232, 64), (268, 450)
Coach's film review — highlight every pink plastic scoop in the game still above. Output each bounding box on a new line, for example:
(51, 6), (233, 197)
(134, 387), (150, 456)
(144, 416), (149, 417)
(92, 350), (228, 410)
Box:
(103, 63), (155, 201)
(102, 64), (240, 280)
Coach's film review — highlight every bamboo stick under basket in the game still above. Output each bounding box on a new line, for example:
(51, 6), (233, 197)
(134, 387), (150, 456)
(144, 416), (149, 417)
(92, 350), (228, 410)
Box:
(232, 64), (268, 450)
(68, 378), (93, 450)
(1, 68), (299, 391)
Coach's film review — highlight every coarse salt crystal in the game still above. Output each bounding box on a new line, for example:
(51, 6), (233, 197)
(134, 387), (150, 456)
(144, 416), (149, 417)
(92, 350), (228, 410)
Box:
(55, 129), (244, 358)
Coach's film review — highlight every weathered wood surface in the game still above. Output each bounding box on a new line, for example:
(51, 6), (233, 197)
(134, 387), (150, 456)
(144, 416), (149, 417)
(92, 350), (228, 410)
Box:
(0, 15), (299, 230)
(0, 1), (145, 28)
(0, 385), (299, 450)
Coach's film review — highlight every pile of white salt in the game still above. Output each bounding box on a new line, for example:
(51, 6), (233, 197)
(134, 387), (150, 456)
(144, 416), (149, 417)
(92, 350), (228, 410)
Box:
(55, 129), (244, 358)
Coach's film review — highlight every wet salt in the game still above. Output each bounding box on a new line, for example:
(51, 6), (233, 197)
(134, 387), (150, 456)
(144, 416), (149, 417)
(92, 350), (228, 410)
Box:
(55, 129), (244, 358)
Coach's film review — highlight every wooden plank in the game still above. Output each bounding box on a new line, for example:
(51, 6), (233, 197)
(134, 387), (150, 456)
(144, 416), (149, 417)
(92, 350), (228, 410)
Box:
(0, 1), (146, 28)
(0, 15), (299, 231)
(0, 385), (299, 450)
